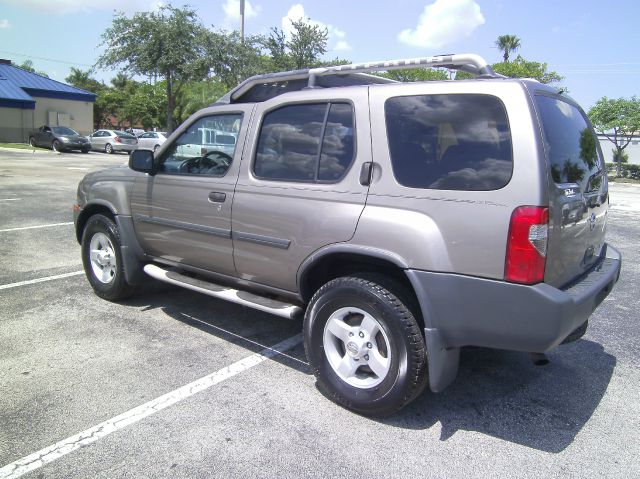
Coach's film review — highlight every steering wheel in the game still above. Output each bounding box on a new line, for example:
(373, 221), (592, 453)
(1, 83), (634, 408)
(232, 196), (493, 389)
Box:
(177, 151), (232, 175)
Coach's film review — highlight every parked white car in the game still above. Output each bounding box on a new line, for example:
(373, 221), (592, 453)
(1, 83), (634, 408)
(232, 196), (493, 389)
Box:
(136, 131), (168, 152)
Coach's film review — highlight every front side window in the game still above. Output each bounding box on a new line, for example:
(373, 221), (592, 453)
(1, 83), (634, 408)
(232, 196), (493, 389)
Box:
(254, 102), (355, 182)
(535, 95), (603, 192)
(158, 114), (242, 176)
(385, 94), (513, 191)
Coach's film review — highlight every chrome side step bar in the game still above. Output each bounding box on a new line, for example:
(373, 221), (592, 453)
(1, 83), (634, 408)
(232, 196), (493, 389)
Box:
(143, 264), (303, 320)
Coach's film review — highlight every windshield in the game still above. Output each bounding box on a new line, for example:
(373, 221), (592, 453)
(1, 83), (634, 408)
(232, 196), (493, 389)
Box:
(52, 126), (79, 136)
(114, 131), (136, 139)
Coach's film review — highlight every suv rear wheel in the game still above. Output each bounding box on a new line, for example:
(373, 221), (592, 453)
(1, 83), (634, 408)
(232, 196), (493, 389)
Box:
(81, 214), (136, 301)
(304, 275), (427, 416)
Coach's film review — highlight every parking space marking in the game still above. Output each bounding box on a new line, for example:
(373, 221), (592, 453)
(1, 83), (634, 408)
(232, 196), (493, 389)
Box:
(0, 198), (21, 202)
(0, 222), (74, 233)
(0, 271), (83, 291)
(0, 333), (302, 479)
(66, 167), (89, 171)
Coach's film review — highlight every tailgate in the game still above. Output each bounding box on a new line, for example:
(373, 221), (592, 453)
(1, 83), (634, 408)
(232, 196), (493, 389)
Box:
(534, 94), (608, 288)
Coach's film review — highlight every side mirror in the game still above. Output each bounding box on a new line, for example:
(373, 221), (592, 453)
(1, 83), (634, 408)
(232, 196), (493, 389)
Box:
(129, 149), (156, 175)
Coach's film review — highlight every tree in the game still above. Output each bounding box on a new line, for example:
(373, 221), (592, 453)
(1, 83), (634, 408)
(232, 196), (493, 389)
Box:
(589, 96), (640, 177)
(495, 34), (521, 62)
(110, 72), (131, 90)
(17, 59), (49, 78)
(97, 5), (212, 132)
(377, 68), (449, 82)
(262, 19), (329, 71)
(65, 68), (107, 129)
(491, 55), (563, 84)
(207, 31), (270, 89)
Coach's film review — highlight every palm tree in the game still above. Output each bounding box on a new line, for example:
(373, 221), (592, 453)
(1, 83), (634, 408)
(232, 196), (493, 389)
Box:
(495, 35), (521, 62)
(111, 72), (130, 89)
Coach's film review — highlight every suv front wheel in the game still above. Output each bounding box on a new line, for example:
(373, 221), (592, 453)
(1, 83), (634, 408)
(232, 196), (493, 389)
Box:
(304, 275), (427, 416)
(81, 214), (136, 301)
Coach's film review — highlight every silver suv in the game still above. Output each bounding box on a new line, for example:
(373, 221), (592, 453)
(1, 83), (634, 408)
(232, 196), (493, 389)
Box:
(74, 54), (621, 416)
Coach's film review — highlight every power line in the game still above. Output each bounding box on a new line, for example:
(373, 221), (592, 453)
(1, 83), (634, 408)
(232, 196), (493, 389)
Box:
(0, 49), (94, 68)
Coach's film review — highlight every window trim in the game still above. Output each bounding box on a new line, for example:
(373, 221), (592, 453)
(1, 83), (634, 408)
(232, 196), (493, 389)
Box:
(252, 100), (357, 184)
(155, 112), (244, 178)
(383, 92), (514, 192)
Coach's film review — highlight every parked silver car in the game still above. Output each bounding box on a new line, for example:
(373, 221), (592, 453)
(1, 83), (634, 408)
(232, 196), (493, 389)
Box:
(136, 131), (168, 152)
(89, 130), (138, 154)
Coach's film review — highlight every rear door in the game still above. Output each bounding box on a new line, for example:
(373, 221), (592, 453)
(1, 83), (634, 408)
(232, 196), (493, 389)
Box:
(231, 88), (371, 292)
(534, 93), (608, 288)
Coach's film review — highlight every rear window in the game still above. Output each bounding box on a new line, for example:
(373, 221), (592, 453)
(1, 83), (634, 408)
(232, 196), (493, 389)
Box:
(385, 94), (513, 191)
(535, 95), (603, 192)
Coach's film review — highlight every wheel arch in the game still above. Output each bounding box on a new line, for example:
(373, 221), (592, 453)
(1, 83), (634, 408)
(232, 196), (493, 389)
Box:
(297, 245), (423, 325)
(75, 201), (116, 243)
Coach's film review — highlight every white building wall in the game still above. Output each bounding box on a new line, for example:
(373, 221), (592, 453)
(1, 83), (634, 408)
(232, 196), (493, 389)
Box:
(33, 97), (94, 136)
(598, 136), (640, 165)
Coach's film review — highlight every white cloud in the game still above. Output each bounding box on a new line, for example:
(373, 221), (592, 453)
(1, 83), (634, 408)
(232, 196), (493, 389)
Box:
(0, 19), (11, 28)
(398, 0), (485, 49)
(223, 0), (260, 21)
(2, 0), (163, 15)
(282, 4), (351, 52)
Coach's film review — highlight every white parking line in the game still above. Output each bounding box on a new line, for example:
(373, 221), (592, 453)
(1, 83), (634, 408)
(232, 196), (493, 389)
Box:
(0, 198), (21, 202)
(0, 222), (73, 233)
(0, 271), (83, 291)
(67, 167), (89, 170)
(0, 333), (303, 479)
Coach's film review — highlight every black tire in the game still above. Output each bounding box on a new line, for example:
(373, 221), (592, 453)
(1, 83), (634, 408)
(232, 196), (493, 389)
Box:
(29, 137), (36, 147)
(105, 143), (113, 154)
(82, 149), (90, 154)
(52, 140), (61, 152)
(153, 144), (160, 152)
(304, 275), (428, 416)
(81, 214), (136, 301)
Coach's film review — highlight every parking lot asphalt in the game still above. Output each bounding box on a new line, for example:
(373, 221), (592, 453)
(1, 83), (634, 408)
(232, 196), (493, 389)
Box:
(0, 147), (638, 478)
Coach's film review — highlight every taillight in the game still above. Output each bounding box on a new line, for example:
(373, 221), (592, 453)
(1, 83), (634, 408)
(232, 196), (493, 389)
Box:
(505, 206), (549, 284)
(114, 136), (121, 143)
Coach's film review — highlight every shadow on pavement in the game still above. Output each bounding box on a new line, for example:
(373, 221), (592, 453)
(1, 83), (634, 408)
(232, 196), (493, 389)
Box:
(126, 281), (615, 454)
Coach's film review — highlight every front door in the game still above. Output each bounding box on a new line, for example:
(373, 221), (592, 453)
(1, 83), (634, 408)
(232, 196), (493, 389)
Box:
(131, 106), (253, 277)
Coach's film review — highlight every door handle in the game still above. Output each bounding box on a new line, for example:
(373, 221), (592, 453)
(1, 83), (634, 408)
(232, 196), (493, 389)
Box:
(208, 192), (226, 203)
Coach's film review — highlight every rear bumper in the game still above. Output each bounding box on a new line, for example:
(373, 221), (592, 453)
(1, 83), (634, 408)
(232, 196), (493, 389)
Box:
(408, 245), (621, 353)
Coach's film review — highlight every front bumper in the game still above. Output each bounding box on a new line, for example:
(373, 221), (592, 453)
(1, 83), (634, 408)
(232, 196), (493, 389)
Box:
(61, 141), (90, 151)
(407, 245), (621, 353)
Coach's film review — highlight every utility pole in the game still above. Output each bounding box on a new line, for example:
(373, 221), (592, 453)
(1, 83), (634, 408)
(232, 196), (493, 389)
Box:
(240, 0), (245, 44)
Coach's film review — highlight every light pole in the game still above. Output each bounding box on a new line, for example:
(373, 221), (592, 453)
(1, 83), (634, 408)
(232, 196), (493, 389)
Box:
(240, 0), (245, 43)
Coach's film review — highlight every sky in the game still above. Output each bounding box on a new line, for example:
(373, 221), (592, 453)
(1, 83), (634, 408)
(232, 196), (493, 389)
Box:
(0, 0), (638, 109)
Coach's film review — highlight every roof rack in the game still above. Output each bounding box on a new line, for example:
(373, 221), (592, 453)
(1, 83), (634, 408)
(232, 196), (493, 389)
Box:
(218, 53), (499, 104)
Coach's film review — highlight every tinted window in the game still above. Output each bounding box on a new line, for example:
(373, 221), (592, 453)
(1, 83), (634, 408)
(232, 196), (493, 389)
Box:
(385, 94), (513, 191)
(535, 95), (603, 192)
(319, 103), (355, 181)
(254, 102), (355, 182)
(159, 114), (242, 176)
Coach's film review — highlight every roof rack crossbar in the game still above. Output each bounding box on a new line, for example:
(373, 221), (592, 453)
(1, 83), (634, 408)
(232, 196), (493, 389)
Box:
(222, 53), (497, 103)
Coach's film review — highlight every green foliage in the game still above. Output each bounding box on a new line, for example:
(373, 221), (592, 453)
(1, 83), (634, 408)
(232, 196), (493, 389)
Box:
(491, 56), (563, 84)
(606, 163), (640, 180)
(376, 68), (449, 82)
(589, 96), (640, 176)
(262, 19), (329, 71)
(495, 35), (521, 62)
(207, 31), (270, 89)
(97, 4), (212, 131)
(612, 148), (629, 163)
(17, 59), (49, 78)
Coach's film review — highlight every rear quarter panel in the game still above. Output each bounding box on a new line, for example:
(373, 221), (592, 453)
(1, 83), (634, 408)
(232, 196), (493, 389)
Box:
(361, 80), (548, 279)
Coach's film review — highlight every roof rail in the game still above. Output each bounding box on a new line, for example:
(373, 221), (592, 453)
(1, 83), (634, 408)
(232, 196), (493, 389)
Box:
(218, 53), (498, 104)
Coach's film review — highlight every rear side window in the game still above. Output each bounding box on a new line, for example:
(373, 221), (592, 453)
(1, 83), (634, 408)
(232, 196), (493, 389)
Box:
(535, 95), (603, 192)
(254, 102), (355, 182)
(385, 94), (513, 191)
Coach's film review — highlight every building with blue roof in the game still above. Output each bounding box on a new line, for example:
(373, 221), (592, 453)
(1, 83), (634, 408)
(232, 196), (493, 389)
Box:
(0, 59), (96, 143)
